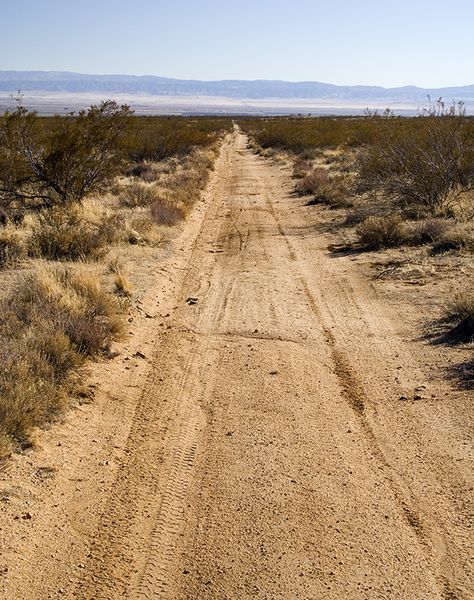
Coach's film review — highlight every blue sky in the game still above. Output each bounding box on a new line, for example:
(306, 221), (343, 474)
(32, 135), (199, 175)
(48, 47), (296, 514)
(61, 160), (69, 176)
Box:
(1, 0), (473, 87)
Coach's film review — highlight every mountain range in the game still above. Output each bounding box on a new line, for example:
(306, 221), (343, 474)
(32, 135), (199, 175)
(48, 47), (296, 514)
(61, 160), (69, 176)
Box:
(1, 71), (473, 115)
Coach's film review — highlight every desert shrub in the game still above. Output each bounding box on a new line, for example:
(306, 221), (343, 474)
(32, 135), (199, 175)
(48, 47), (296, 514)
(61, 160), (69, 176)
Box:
(447, 290), (474, 321)
(123, 214), (162, 246)
(408, 219), (450, 245)
(300, 171), (353, 208)
(356, 215), (407, 249)
(0, 266), (124, 457)
(0, 227), (25, 267)
(293, 158), (312, 179)
(295, 168), (329, 196)
(119, 182), (158, 207)
(28, 206), (112, 260)
(357, 102), (474, 214)
(0, 100), (132, 216)
(126, 162), (157, 182)
(239, 116), (384, 154)
(445, 290), (474, 340)
(320, 174), (354, 208)
(431, 226), (474, 254)
(150, 197), (186, 226)
(122, 116), (232, 163)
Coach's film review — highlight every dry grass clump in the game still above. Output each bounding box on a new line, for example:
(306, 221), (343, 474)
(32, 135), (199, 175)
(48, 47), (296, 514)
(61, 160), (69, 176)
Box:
(123, 214), (163, 246)
(293, 158), (313, 179)
(293, 159), (353, 207)
(295, 168), (330, 196)
(0, 227), (25, 268)
(431, 225), (474, 254)
(320, 174), (354, 208)
(126, 162), (157, 182)
(408, 219), (450, 245)
(0, 266), (125, 458)
(356, 215), (407, 249)
(445, 290), (474, 341)
(109, 259), (133, 297)
(28, 207), (121, 261)
(118, 182), (160, 208)
(447, 290), (474, 322)
(150, 197), (186, 226)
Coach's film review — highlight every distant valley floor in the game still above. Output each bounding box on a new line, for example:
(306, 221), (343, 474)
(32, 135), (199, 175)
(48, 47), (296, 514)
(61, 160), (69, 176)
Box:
(0, 91), (446, 115)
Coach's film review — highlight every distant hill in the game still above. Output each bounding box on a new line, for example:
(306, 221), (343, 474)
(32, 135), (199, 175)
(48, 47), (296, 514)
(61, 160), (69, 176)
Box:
(1, 71), (473, 115)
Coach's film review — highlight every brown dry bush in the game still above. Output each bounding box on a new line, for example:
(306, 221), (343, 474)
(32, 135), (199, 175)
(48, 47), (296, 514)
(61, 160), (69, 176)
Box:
(431, 224), (474, 254)
(28, 206), (119, 261)
(0, 266), (124, 458)
(118, 182), (159, 208)
(408, 219), (450, 245)
(150, 197), (186, 226)
(109, 260), (133, 297)
(445, 290), (474, 340)
(292, 158), (312, 179)
(356, 215), (408, 249)
(0, 227), (25, 268)
(126, 162), (157, 182)
(295, 168), (330, 196)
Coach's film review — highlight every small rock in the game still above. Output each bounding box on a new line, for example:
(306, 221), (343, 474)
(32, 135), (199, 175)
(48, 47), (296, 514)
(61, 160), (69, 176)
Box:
(133, 351), (146, 360)
(399, 395), (408, 401)
(186, 297), (198, 305)
(22, 512), (33, 520)
(269, 370), (278, 375)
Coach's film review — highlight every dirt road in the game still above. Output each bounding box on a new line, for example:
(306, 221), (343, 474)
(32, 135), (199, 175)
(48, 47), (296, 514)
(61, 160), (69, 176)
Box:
(1, 130), (472, 599)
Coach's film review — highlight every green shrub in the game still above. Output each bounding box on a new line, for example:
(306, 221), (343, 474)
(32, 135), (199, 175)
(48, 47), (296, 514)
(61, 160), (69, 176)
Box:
(357, 102), (474, 214)
(0, 100), (132, 215)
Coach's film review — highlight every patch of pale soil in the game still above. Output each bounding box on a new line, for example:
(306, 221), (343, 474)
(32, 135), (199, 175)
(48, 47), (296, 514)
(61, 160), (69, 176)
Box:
(1, 131), (472, 600)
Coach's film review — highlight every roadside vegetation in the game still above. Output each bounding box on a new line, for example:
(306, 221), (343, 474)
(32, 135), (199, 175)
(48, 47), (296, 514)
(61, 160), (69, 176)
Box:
(240, 102), (474, 371)
(0, 100), (231, 460)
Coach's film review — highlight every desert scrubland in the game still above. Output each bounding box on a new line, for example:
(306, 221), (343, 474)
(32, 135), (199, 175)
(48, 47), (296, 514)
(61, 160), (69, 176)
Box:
(0, 105), (472, 599)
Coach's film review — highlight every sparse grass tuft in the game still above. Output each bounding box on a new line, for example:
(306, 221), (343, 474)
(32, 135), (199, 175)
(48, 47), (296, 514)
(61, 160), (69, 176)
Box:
(110, 261), (133, 297)
(446, 290), (474, 322)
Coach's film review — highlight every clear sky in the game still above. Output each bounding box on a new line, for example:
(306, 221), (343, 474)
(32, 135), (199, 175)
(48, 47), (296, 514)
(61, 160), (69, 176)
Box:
(1, 0), (473, 88)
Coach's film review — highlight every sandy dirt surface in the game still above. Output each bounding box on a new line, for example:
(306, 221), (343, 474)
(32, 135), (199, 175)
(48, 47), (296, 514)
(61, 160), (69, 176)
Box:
(0, 130), (472, 599)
